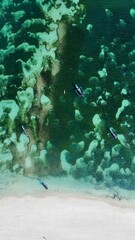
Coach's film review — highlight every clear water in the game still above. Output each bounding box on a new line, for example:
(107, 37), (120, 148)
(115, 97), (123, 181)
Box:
(0, 0), (135, 196)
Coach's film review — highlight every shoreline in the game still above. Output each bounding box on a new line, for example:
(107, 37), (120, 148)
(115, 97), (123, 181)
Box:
(0, 172), (135, 209)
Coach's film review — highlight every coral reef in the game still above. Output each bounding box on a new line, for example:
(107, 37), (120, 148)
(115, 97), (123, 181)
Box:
(0, 0), (84, 176)
(1, 0), (135, 191)
(59, 0), (135, 190)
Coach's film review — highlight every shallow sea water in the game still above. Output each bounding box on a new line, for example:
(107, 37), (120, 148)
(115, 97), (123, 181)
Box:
(0, 0), (135, 195)
(1, 1), (135, 239)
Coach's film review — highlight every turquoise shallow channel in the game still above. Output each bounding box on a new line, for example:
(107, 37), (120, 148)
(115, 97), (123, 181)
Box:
(0, 0), (135, 196)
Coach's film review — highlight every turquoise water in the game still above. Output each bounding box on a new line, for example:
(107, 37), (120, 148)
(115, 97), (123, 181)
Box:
(0, 0), (135, 193)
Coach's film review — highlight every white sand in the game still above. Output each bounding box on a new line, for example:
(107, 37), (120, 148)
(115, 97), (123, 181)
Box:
(0, 174), (135, 240)
(0, 194), (135, 240)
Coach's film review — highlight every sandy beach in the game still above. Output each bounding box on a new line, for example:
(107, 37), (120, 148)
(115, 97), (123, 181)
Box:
(0, 175), (135, 240)
(1, 193), (135, 240)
